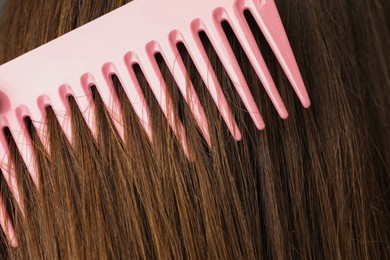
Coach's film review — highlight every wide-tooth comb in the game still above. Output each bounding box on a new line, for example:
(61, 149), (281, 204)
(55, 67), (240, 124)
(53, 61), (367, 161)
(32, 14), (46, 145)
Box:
(0, 0), (310, 246)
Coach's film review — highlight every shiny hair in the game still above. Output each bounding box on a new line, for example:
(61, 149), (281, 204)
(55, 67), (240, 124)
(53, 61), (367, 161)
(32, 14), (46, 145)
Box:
(0, 0), (389, 259)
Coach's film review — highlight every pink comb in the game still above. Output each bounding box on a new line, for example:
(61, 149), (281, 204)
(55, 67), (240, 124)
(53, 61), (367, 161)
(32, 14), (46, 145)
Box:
(0, 0), (310, 246)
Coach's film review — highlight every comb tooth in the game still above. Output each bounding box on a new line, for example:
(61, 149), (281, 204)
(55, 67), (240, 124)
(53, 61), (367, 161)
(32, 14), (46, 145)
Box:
(158, 38), (211, 145)
(224, 8), (288, 118)
(41, 93), (73, 144)
(36, 95), (63, 153)
(28, 102), (50, 154)
(14, 106), (39, 187)
(0, 118), (23, 211)
(183, 28), (242, 140)
(249, 0), (311, 107)
(27, 103), (44, 129)
(64, 81), (98, 140)
(138, 52), (189, 155)
(201, 18), (265, 130)
(0, 146), (21, 209)
(81, 72), (124, 140)
(0, 194), (17, 247)
(93, 72), (125, 140)
(106, 61), (153, 141)
(8, 125), (37, 188)
(76, 95), (97, 139)
(1, 107), (38, 190)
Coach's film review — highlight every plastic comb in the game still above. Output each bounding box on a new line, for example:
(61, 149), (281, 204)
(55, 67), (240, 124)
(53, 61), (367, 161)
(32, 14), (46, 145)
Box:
(0, 0), (310, 246)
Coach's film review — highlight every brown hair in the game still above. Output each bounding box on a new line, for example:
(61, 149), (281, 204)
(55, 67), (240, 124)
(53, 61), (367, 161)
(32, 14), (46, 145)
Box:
(0, 0), (389, 259)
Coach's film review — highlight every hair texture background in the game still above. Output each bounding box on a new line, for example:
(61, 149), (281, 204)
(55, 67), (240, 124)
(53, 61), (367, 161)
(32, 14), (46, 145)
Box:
(0, 0), (389, 259)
